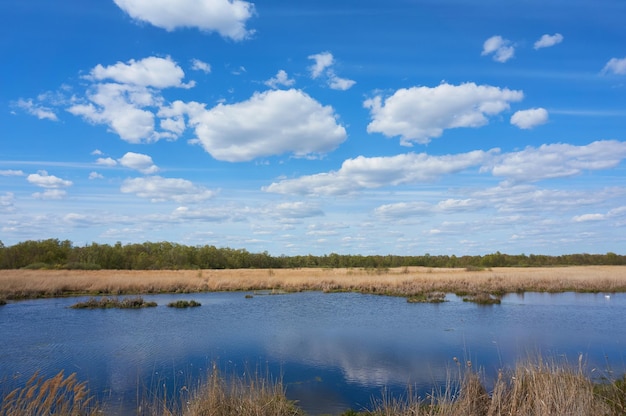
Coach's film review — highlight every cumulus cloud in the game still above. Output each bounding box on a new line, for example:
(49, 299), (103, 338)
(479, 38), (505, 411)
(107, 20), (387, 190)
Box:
(87, 56), (193, 89)
(602, 57), (626, 75)
(265, 70), (295, 89)
(96, 157), (118, 166)
(308, 52), (334, 79)
(68, 57), (194, 143)
(181, 89), (347, 161)
(117, 152), (159, 174)
(327, 72), (356, 91)
(264, 150), (495, 196)
(15, 99), (58, 121)
(364, 82), (523, 145)
(191, 58), (211, 74)
(120, 176), (216, 203)
(89, 172), (104, 180)
(510, 108), (549, 129)
(26, 171), (73, 188)
(112, 0), (255, 40)
(308, 52), (355, 90)
(481, 35), (515, 63)
(534, 33), (563, 49)
(489, 140), (626, 182)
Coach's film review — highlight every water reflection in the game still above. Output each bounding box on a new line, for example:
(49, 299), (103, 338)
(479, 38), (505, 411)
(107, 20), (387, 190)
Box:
(0, 292), (625, 414)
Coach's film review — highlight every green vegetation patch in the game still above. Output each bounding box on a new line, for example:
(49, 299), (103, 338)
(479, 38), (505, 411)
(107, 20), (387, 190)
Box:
(70, 296), (157, 309)
(407, 292), (447, 303)
(167, 300), (201, 308)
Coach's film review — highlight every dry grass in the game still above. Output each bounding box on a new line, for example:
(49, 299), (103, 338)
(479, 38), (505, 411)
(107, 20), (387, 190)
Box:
(3, 360), (625, 416)
(0, 371), (98, 416)
(367, 357), (614, 416)
(1, 266), (626, 300)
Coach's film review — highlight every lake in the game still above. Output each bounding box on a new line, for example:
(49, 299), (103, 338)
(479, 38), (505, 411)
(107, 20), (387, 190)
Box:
(1, 291), (625, 414)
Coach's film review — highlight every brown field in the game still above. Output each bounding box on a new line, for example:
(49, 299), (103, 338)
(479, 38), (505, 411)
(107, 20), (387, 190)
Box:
(2, 266), (626, 300)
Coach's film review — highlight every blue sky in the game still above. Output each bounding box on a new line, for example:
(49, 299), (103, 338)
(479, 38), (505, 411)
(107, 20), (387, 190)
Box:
(1, 0), (626, 256)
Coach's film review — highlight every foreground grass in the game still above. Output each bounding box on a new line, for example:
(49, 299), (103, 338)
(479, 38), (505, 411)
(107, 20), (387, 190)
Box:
(2, 266), (626, 301)
(3, 359), (625, 416)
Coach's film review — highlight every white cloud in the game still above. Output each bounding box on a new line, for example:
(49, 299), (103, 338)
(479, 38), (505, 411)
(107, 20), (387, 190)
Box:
(67, 57), (196, 143)
(481, 35), (515, 63)
(16, 98), (58, 121)
(264, 150), (495, 196)
(0, 170), (24, 176)
(572, 213), (605, 222)
(112, 0), (255, 41)
(89, 172), (104, 180)
(534, 33), (563, 49)
(91, 149), (104, 155)
(489, 140), (626, 182)
(308, 52), (355, 90)
(328, 72), (356, 91)
(120, 176), (216, 203)
(364, 82), (523, 145)
(510, 108), (549, 129)
(265, 70), (295, 89)
(602, 57), (626, 75)
(191, 58), (211, 74)
(308, 52), (334, 79)
(117, 152), (159, 174)
(271, 201), (324, 219)
(184, 89), (347, 162)
(87, 56), (193, 89)
(26, 171), (73, 188)
(33, 189), (67, 200)
(0, 192), (15, 212)
(96, 157), (118, 167)
(68, 83), (159, 143)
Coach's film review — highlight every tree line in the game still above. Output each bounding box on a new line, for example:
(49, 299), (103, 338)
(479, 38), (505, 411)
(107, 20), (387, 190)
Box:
(0, 239), (625, 270)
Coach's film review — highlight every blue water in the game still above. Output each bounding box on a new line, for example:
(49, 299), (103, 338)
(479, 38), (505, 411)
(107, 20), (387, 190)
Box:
(1, 291), (625, 414)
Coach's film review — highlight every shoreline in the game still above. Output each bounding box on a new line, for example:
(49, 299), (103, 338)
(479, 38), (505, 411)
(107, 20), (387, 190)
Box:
(2, 265), (626, 301)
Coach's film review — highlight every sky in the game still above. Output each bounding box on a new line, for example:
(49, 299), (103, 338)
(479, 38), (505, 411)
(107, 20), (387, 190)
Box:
(1, 0), (626, 256)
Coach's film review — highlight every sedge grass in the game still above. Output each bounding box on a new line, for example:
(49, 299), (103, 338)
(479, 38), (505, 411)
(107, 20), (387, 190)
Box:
(2, 266), (626, 301)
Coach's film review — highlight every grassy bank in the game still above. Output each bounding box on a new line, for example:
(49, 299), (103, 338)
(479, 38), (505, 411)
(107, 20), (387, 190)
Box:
(2, 358), (625, 415)
(1, 266), (626, 301)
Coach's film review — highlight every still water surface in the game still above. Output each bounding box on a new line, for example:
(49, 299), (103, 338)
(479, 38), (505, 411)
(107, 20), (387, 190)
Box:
(1, 291), (625, 414)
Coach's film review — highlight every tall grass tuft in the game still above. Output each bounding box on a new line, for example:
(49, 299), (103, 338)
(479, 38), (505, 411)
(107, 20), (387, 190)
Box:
(365, 357), (613, 416)
(0, 371), (98, 416)
(181, 366), (303, 416)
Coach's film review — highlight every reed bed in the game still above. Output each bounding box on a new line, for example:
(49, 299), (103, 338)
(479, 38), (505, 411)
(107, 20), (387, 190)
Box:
(0, 371), (98, 416)
(1, 266), (626, 300)
(3, 358), (625, 416)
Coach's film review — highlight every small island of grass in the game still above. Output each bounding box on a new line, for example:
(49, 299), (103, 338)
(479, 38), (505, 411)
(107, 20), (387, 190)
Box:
(167, 300), (201, 308)
(70, 296), (157, 309)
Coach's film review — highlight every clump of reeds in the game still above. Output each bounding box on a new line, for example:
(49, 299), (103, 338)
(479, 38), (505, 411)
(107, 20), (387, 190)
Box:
(0, 371), (98, 416)
(167, 300), (201, 308)
(179, 366), (303, 416)
(0, 297), (6, 306)
(363, 357), (613, 416)
(461, 292), (501, 305)
(406, 292), (446, 303)
(70, 296), (157, 309)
